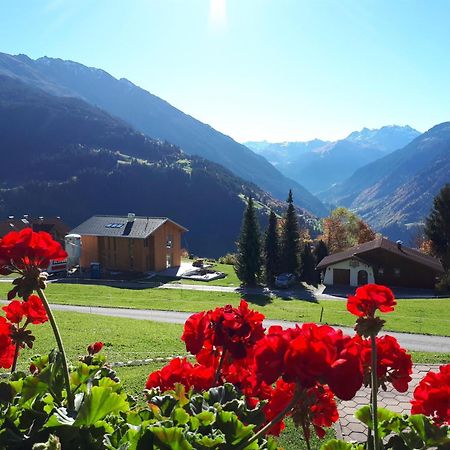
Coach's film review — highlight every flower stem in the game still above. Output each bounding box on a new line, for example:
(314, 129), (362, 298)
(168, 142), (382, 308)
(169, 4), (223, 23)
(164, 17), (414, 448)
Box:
(11, 342), (20, 373)
(370, 333), (379, 450)
(236, 385), (302, 450)
(36, 286), (74, 410)
(214, 349), (226, 385)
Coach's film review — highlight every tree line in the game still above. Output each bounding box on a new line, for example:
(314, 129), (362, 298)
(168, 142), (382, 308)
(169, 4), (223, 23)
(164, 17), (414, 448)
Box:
(234, 190), (330, 286)
(234, 183), (450, 291)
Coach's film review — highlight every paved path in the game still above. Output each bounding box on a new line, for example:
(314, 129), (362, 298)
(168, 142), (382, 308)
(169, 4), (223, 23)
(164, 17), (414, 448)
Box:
(24, 302), (450, 353)
(337, 364), (439, 443)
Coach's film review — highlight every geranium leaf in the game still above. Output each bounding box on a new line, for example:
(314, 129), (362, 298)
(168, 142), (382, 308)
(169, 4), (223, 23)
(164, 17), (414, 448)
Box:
(73, 386), (129, 426)
(151, 426), (194, 449)
(320, 439), (364, 450)
(172, 407), (190, 425)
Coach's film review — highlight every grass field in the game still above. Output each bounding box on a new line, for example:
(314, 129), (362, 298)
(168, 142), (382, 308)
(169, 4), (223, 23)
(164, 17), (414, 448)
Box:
(1, 311), (448, 450)
(1, 282), (448, 336)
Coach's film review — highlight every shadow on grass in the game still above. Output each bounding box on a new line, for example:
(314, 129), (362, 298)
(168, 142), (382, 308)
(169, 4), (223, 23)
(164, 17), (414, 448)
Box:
(54, 278), (163, 290)
(236, 285), (319, 305)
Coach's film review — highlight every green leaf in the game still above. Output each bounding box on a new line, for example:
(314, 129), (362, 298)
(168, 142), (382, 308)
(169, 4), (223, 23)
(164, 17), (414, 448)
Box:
(320, 439), (365, 450)
(195, 411), (215, 427)
(73, 386), (129, 426)
(172, 407), (190, 425)
(151, 426), (194, 449)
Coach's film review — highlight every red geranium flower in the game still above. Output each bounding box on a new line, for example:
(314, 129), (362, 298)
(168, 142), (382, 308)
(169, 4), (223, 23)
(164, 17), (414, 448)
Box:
(254, 323), (363, 400)
(23, 295), (48, 324)
(0, 317), (15, 368)
(181, 300), (265, 360)
(181, 311), (210, 355)
(264, 379), (295, 436)
(87, 341), (104, 355)
(263, 380), (339, 439)
(2, 300), (25, 324)
(0, 228), (67, 272)
(254, 326), (289, 385)
(308, 384), (339, 439)
(146, 357), (215, 393)
(350, 334), (412, 393)
(411, 364), (450, 426)
(347, 284), (396, 318)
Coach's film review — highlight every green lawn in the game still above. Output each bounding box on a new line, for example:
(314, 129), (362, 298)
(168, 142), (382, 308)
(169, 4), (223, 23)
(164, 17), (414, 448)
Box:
(2, 311), (447, 450)
(1, 283), (448, 336)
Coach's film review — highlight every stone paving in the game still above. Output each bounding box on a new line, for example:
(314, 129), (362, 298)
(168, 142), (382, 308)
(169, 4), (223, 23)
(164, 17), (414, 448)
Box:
(336, 364), (440, 443)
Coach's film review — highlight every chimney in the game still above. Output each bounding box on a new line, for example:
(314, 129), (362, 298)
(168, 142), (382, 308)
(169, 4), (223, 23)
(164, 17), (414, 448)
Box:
(396, 240), (403, 250)
(127, 213), (136, 223)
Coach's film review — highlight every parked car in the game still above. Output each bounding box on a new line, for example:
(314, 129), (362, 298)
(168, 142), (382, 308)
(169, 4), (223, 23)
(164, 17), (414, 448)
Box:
(275, 273), (296, 288)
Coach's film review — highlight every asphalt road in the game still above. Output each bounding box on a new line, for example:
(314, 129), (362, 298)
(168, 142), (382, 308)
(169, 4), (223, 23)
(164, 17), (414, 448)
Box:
(40, 302), (450, 353)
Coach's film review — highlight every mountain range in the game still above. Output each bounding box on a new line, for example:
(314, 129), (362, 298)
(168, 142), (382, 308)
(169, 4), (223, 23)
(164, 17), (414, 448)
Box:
(246, 125), (420, 194)
(0, 52), (327, 217)
(0, 50), (448, 248)
(0, 73), (304, 257)
(321, 122), (450, 240)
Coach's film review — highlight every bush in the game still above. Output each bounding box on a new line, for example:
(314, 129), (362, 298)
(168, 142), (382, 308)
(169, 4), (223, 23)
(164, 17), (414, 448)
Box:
(218, 253), (237, 265)
(436, 270), (450, 293)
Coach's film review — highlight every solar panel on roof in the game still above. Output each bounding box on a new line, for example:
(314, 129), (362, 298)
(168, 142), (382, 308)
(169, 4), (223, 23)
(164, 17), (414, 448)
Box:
(105, 223), (124, 228)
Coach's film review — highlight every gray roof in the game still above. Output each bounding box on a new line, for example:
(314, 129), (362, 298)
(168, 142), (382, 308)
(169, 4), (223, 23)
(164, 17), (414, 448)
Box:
(70, 215), (187, 239)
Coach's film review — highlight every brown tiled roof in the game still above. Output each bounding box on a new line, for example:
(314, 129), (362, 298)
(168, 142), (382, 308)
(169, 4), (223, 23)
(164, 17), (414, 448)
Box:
(316, 237), (444, 273)
(0, 217), (70, 238)
(70, 215), (188, 239)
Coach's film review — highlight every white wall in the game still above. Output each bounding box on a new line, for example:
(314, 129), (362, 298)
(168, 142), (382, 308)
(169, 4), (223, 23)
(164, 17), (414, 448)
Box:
(323, 259), (375, 286)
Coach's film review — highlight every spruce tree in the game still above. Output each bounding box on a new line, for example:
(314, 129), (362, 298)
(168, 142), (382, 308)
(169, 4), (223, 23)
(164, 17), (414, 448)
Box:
(300, 243), (316, 285)
(234, 196), (262, 285)
(264, 210), (279, 286)
(424, 184), (450, 270)
(313, 239), (329, 284)
(280, 190), (300, 274)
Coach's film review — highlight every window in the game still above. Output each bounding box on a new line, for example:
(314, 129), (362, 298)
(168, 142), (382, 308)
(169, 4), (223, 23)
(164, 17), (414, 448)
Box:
(166, 253), (172, 268)
(378, 267), (384, 275)
(166, 234), (173, 249)
(105, 223), (124, 228)
(394, 268), (400, 277)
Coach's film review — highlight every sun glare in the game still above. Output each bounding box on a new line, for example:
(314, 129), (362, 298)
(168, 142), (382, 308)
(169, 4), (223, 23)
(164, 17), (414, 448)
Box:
(209, 0), (227, 29)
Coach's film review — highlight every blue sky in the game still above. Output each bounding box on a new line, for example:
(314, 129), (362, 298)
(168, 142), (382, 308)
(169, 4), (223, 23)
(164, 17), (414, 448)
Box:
(1, 0), (449, 142)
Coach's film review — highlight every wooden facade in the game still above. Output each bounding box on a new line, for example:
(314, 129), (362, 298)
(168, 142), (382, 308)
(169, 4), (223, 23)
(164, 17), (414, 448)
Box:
(317, 237), (444, 289)
(73, 216), (186, 273)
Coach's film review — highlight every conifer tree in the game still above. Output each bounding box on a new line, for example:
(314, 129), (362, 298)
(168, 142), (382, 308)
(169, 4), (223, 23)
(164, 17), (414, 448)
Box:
(313, 239), (329, 284)
(280, 190), (300, 274)
(300, 243), (315, 284)
(314, 240), (329, 264)
(234, 196), (262, 285)
(264, 210), (279, 286)
(424, 184), (450, 270)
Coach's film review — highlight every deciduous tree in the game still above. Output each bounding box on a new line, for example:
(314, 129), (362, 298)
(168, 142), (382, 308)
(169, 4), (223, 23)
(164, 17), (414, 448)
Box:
(322, 207), (375, 253)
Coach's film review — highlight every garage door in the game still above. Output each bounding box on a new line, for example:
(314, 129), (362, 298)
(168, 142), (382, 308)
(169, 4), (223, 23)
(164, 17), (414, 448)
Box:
(333, 268), (350, 285)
